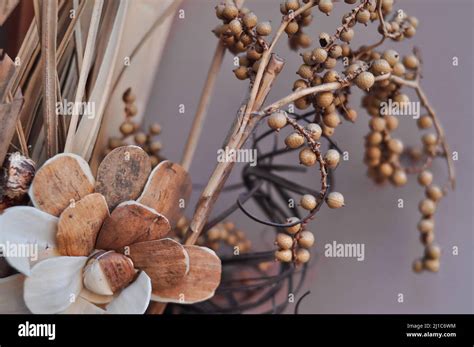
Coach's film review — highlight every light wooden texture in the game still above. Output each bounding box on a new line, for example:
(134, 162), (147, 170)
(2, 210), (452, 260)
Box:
(29, 153), (94, 216)
(0, 92), (23, 166)
(138, 161), (192, 228)
(151, 246), (221, 304)
(89, 0), (178, 172)
(0, 0), (20, 25)
(96, 201), (171, 251)
(57, 193), (109, 256)
(95, 145), (151, 211)
(128, 238), (188, 290)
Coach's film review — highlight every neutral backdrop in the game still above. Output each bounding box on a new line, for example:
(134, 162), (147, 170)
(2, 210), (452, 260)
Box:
(143, 0), (473, 313)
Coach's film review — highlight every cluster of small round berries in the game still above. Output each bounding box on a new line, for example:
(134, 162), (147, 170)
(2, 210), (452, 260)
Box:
(199, 221), (252, 253)
(275, 218), (314, 264)
(213, 1), (272, 80)
(106, 88), (163, 167)
(267, 110), (345, 264)
(376, 2), (418, 42)
(280, 0), (313, 50)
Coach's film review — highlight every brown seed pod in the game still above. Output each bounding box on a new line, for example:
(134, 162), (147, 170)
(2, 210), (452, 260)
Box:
(391, 169), (407, 186)
(423, 258), (440, 272)
(285, 21), (299, 35)
(329, 45), (342, 59)
(228, 19), (243, 36)
(387, 138), (404, 154)
(378, 162), (394, 177)
(134, 132), (148, 145)
(340, 28), (354, 43)
(371, 59), (392, 75)
(369, 117), (386, 132)
(356, 9), (370, 24)
(344, 108), (358, 122)
(299, 147), (317, 166)
(275, 249), (293, 262)
(223, 4), (239, 20)
(382, 49), (400, 66)
(403, 55), (419, 70)
(418, 218), (434, 234)
(149, 123), (162, 135)
(425, 185), (443, 202)
(323, 113), (341, 128)
(417, 115), (433, 129)
(233, 66), (249, 80)
(312, 48), (328, 64)
(122, 88), (136, 103)
(425, 244), (441, 260)
(297, 64), (313, 79)
(318, 0), (333, 14)
(120, 121), (135, 136)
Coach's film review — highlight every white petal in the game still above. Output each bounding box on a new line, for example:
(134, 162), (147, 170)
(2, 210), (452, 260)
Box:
(61, 297), (105, 314)
(0, 274), (30, 314)
(24, 256), (87, 314)
(105, 271), (151, 314)
(79, 288), (114, 304)
(0, 206), (58, 275)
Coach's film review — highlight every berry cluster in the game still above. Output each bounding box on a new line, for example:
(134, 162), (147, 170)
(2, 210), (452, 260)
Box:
(106, 88), (163, 167)
(267, 110), (345, 264)
(280, 0), (314, 50)
(199, 221), (252, 253)
(213, 1), (272, 81)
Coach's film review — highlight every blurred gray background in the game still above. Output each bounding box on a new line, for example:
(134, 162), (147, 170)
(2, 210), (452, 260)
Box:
(144, 0), (473, 313)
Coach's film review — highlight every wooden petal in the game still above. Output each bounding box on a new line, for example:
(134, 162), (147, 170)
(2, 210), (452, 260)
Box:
(0, 274), (30, 314)
(127, 238), (188, 290)
(0, 206), (58, 275)
(57, 193), (109, 256)
(105, 271), (151, 314)
(95, 146), (151, 211)
(24, 256), (88, 314)
(29, 153), (95, 216)
(96, 201), (170, 251)
(138, 161), (192, 227)
(151, 246), (221, 304)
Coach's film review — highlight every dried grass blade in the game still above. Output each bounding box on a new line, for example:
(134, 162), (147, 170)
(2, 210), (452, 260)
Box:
(41, 0), (58, 157)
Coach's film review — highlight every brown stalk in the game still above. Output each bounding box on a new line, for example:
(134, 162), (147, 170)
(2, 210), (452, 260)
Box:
(41, 0), (58, 157)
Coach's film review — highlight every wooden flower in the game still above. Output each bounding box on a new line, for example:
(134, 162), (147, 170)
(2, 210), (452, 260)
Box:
(0, 146), (221, 314)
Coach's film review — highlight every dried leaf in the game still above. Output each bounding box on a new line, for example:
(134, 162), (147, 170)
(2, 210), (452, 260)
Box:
(96, 201), (170, 251)
(95, 145), (151, 210)
(29, 153), (95, 216)
(138, 161), (192, 227)
(127, 238), (188, 290)
(57, 193), (109, 256)
(151, 246), (221, 304)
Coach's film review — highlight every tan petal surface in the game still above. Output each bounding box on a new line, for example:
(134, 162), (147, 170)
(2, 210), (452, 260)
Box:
(138, 161), (192, 227)
(127, 238), (188, 290)
(61, 296), (105, 314)
(29, 153), (94, 216)
(96, 201), (170, 251)
(57, 193), (109, 256)
(0, 274), (30, 313)
(95, 145), (151, 211)
(151, 246), (221, 304)
(105, 271), (151, 314)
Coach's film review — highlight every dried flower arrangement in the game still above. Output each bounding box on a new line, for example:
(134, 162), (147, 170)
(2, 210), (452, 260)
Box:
(0, 0), (456, 315)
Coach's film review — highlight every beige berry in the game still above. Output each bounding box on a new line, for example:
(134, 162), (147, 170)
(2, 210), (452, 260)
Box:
(417, 115), (433, 129)
(149, 123), (161, 135)
(296, 248), (311, 264)
(403, 55), (419, 70)
(388, 138), (404, 154)
(355, 71), (375, 90)
(312, 48), (328, 64)
(318, 0), (333, 14)
(326, 192), (344, 208)
(369, 117), (386, 132)
(276, 233), (294, 250)
(324, 149), (340, 169)
(418, 218), (434, 234)
(426, 185), (443, 202)
(391, 169), (407, 186)
(419, 198), (436, 216)
(305, 123), (322, 140)
(286, 217), (301, 234)
(243, 12), (258, 29)
(418, 171), (433, 186)
(300, 194), (317, 211)
(298, 231), (315, 248)
(299, 148), (317, 166)
(371, 59), (392, 75)
(120, 121), (135, 136)
(267, 111), (288, 130)
(382, 49), (399, 66)
(285, 133), (305, 149)
(425, 244), (441, 260)
(233, 66), (249, 80)
(423, 258), (440, 272)
(315, 92), (334, 108)
(256, 21), (272, 36)
(275, 249), (293, 262)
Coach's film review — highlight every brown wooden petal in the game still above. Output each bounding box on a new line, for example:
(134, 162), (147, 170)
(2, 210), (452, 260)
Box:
(137, 161), (191, 227)
(96, 201), (171, 251)
(95, 146), (151, 211)
(151, 246), (221, 304)
(56, 193), (109, 256)
(29, 153), (94, 216)
(127, 238), (188, 290)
